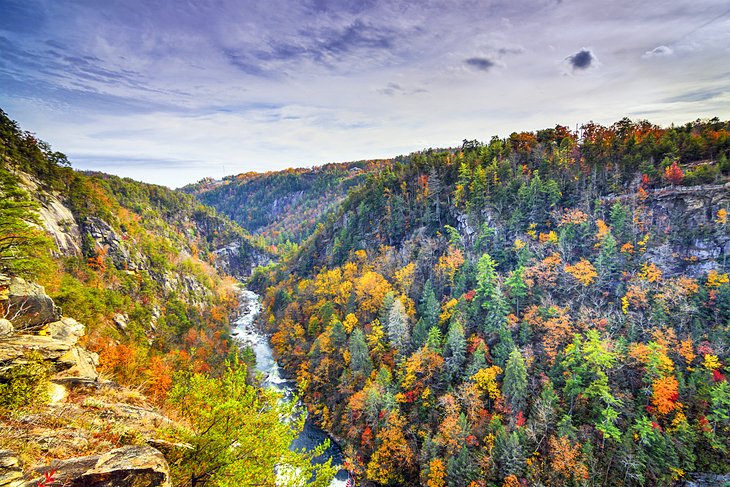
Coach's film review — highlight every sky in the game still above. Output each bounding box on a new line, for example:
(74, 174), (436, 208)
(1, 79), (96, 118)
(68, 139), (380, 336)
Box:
(1, 0), (729, 188)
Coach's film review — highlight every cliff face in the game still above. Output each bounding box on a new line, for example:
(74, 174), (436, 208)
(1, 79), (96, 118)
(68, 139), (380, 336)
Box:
(603, 183), (730, 277)
(15, 170), (261, 310)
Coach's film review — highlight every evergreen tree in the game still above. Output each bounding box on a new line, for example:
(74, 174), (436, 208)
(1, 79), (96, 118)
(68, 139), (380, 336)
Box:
(476, 253), (498, 304)
(0, 167), (53, 278)
(446, 446), (478, 487)
(595, 232), (617, 283)
(349, 328), (372, 378)
(420, 280), (440, 329)
(411, 318), (429, 350)
(330, 319), (347, 348)
(503, 348), (528, 413)
(491, 325), (515, 368)
(494, 430), (526, 478)
(379, 292), (396, 330)
(505, 266), (528, 316)
(443, 320), (467, 381)
(465, 343), (488, 377)
(425, 326), (443, 354)
(387, 297), (410, 355)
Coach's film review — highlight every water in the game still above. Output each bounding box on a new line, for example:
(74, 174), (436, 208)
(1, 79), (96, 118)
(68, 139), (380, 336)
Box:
(232, 289), (350, 486)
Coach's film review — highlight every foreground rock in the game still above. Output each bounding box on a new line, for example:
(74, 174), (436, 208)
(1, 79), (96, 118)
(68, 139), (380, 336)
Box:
(0, 317), (98, 380)
(23, 445), (171, 487)
(4, 277), (60, 329)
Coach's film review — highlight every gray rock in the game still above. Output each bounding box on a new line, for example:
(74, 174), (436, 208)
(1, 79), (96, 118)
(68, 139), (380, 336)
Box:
(0, 319), (12, 338)
(48, 317), (85, 345)
(6, 277), (60, 328)
(683, 472), (730, 486)
(80, 445), (171, 487)
(82, 217), (137, 271)
(113, 314), (129, 333)
(38, 196), (82, 257)
(25, 445), (171, 487)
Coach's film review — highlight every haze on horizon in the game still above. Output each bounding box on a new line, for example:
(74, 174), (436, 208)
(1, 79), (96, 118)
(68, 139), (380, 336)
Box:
(1, 0), (729, 188)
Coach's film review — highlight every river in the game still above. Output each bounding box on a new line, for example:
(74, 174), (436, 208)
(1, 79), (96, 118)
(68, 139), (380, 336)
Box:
(232, 289), (350, 487)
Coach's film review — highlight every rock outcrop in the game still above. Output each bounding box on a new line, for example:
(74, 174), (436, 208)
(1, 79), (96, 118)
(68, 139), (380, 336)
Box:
(82, 217), (138, 271)
(4, 277), (60, 329)
(23, 445), (171, 487)
(0, 450), (23, 487)
(38, 195), (83, 258)
(0, 316), (99, 381)
(0, 320), (12, 338)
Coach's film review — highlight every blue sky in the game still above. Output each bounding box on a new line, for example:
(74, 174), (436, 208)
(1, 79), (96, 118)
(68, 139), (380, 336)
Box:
(1, 0), (729, 187)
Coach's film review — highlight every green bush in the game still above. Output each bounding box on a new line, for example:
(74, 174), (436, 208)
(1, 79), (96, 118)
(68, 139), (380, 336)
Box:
(0, 352), (49, 412)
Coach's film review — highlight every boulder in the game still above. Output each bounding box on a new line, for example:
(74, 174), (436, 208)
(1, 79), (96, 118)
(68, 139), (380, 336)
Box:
(48, 318), (85, 345)
(0, 319), (12, 338)
(113, 314), (129, 333)
(55, 346), (99, 381)
(6, 277), (60, 328)
(30, 445), (171, 487)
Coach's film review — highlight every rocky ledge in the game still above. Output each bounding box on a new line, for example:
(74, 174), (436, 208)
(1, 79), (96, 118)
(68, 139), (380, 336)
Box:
(0, 276), (172, 487)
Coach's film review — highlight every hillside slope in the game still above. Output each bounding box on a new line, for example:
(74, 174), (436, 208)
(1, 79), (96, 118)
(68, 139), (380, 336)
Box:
(1, 109), (336, 486)
(252, 118), (730, 486)
(184, 159), (390, 247)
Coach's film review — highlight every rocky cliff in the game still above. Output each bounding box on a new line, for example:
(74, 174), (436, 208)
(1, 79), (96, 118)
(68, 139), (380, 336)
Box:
(0, 276), (173, 487)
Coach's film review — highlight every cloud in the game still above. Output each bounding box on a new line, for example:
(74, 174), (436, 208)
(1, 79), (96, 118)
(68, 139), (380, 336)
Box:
(377, 82), (428, 97)
(566, 48), (596, 70)
(465, 57), (496, 71)
(662, 88), (726, 103)
(642, 45), (674, 59)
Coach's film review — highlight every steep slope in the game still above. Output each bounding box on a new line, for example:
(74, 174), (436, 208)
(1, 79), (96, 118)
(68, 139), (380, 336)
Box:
(0, 109), (334, 486)
(184, 159), (389, 246)
(253, 118), (730, 485)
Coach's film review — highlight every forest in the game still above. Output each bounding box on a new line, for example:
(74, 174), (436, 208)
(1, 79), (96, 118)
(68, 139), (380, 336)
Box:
(3, 108), (730, 486)
(228, 118), (730, 486)
(0, 108), (334, 486)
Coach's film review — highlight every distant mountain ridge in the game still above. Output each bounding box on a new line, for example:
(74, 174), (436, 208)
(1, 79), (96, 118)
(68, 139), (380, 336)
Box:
(183, 159), (391, 245)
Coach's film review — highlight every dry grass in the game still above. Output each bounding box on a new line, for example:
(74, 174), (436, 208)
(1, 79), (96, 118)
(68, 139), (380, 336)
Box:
(0, 379), (173, 474)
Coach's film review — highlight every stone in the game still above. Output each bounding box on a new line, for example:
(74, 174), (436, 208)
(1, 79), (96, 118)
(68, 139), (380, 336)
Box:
(79, 445), (171, 487)
(0, 335), (98, 380)
(113, 314), (129, 333)
(56, 346), (99, 381)
(0, 319), (12, 338)
(26, 445), (171, 487)
(48, 318), (85, 345)
(82, 217), (137, 271)
(6, 277), (60, 328)
(37, 195), (82, 257)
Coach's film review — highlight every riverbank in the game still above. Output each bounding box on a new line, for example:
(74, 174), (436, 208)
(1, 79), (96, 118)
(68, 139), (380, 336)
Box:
(231, 288), (351, 487)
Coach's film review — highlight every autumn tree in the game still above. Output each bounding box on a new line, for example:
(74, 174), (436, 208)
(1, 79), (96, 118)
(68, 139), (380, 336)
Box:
(366, 412), (415, 484)
(663, 160), (684, 185)
(167, 358), (336, 487)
